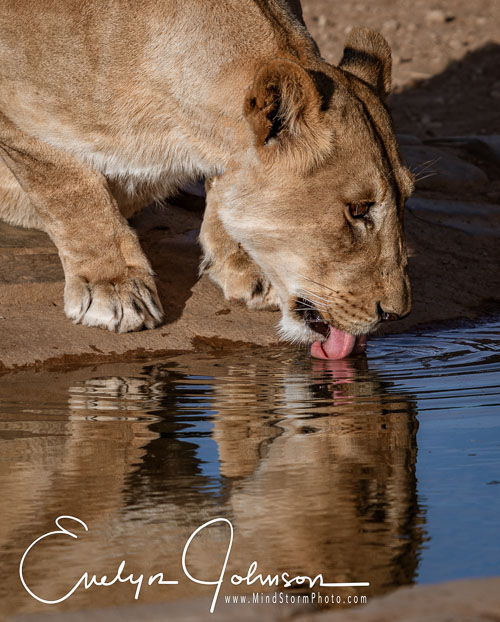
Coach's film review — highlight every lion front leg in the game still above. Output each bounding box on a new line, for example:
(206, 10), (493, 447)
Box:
(199, 180), (280, 311)
(0, 113), (163, 332)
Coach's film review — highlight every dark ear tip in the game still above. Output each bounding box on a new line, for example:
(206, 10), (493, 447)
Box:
(344, 27), (391, 59)
(340, 27), (392, 97)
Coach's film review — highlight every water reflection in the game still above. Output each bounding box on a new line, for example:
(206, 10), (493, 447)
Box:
(0, 348), (425, 618)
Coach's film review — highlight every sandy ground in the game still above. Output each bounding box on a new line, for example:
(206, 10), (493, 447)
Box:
(0, 0), (499, 373)
(303, 0), (500, 137)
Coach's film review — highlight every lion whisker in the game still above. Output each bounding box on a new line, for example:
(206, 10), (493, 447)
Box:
(410, 157), (440, 178)
(298, 293), (331, 309)
(301, 298), (330, 311)
(414, 171), (437, 182)
(296, 304), (330, 315)
(411, 157), (439, 171)
(295, 303), (322, 312)
(298, 274), (341, 296)
(300, 288), (334, 305)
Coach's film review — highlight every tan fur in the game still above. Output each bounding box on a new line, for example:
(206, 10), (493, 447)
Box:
(0, 1), (412, 340)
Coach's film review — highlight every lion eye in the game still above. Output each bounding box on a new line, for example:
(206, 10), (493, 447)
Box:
(348, 201), (374, 219)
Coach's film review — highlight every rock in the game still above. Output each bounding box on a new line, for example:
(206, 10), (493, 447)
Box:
(382, 19), (400, 31)
(396, 134), (422, 146)
(424, 135), (500, 167)
(406, 197), (500, 236)
(400, 144), (488, 192)
(425, 9), (446, 23)
(425, 9), (455, 23)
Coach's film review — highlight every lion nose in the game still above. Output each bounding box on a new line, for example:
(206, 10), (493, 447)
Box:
(382, 311), (400, 321)
(377, 304), (405, 322)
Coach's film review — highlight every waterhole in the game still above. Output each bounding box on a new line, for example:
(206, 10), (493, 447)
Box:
(0, 319), (499, 617)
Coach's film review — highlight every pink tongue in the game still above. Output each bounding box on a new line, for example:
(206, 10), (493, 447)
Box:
(311, 328), (367, 360)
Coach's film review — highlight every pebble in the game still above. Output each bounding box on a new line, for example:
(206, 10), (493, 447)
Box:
(426, 9), (455, 23)
(426, 9), (447, 23)
(382, 19), (400, 31)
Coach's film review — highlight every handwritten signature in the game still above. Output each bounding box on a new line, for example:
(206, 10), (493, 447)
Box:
(20, 515), (369, 613)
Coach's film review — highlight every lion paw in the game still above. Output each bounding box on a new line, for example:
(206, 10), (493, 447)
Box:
(64, 271), (164, 332)
(201, 250), (280, 311)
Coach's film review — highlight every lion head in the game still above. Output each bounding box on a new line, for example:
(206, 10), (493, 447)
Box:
(204, 28), (413, 360)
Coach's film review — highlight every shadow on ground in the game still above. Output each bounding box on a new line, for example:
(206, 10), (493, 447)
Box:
(390, 42), (500, 138)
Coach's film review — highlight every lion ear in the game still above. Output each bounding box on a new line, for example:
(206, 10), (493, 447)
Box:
(339, 28), (392, 98)
(244, 59), (325, 150)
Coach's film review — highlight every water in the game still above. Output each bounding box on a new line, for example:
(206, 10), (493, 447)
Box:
(0, 319), (499, 619)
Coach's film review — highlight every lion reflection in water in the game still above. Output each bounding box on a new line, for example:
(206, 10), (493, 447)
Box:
(0, 353), (424, 615)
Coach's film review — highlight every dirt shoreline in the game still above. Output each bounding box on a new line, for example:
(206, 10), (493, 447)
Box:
(0, 312), (497, 378)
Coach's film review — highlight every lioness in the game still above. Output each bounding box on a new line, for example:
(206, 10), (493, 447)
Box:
(0, 0), (413, 360)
